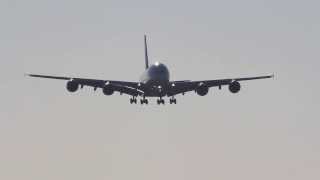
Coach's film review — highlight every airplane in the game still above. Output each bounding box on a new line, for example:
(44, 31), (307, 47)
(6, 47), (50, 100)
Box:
(27, 35), (274, 105)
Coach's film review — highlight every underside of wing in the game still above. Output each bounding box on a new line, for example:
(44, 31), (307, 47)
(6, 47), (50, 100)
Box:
(27, 74), (142, 96)
(168, 75), (274, 96)
(27, 73), (274, 99)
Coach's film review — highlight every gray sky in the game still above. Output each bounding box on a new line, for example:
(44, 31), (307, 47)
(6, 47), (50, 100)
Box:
(1, 0), (320, 179)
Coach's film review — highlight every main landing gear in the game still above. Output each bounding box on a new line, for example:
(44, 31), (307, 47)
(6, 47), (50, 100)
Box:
(169, 97), (177, 104)
(129, 97), (148, 105)
(130, 97), (137, 104)
(129, 97), (177, 105)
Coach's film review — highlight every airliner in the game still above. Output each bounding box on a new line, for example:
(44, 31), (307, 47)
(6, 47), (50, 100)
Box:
(28, 35), (273, 105)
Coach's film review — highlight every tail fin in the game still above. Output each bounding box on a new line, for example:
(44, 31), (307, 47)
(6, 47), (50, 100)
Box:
(144, 35), (149, 69)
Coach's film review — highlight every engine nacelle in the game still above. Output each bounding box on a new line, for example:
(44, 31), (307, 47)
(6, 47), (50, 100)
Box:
(196, 84), (209, 96)
(229, 81), (241, 93)
(103, 85), (114, 95)
(66, 81), (79, 92)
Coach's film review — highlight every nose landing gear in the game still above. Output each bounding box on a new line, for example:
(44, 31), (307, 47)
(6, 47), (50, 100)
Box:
(140, 98), (149, 105)
(157, 98), (165, 105)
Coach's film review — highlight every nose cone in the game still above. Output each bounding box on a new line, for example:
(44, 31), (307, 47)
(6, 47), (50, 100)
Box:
(154, 61), (161, 66)
(152, 62), (169, 75)
(148, 62), (170, 82)
(154, 61), (166, 68)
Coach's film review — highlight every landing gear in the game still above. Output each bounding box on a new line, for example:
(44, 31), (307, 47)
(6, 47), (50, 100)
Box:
(157, 98), (165, 105)
(130, 96), (149, 105)
(130, 96), (176, 105)
(169, 97), (177, 104)
(130, 97), (137, 104)
(140, 98), (149, 105)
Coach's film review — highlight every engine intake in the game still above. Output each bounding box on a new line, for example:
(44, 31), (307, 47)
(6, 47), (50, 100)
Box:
(229, 81), (241, 93)
(196, 84), (209, 96)
(66, 81), (79, 92)
(103, 85), (114, 95)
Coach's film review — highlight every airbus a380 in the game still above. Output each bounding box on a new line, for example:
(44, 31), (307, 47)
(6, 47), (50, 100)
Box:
(28, 35), (273, 105)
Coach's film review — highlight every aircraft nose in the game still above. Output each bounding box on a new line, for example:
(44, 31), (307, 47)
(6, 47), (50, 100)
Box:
(154, 61), (161, 66)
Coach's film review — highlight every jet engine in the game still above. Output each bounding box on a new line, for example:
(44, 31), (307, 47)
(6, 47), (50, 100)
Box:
(229, 81), (241, 93)
(66, 81), (79, 92)
(196, 84), (209, 96)
(103, 85), (114, 95)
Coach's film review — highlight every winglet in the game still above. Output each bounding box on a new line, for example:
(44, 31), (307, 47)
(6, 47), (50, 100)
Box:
(144, 35), (149, 69)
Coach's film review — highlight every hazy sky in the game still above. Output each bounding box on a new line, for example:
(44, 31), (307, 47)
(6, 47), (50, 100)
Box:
(1, 0), (320, 179)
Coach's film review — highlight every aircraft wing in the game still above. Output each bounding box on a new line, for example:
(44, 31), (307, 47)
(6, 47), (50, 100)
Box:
(27, 74), (143, 96)
(167, 75), (274, 96)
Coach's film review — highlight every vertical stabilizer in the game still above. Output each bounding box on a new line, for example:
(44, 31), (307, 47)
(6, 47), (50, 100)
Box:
(144, 35), (149, 69)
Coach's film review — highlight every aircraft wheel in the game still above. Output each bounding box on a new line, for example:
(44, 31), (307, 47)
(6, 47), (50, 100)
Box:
(161, 99), (165, 105)
(130, 98), (137, 104)
(169, 98), (177, 104)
